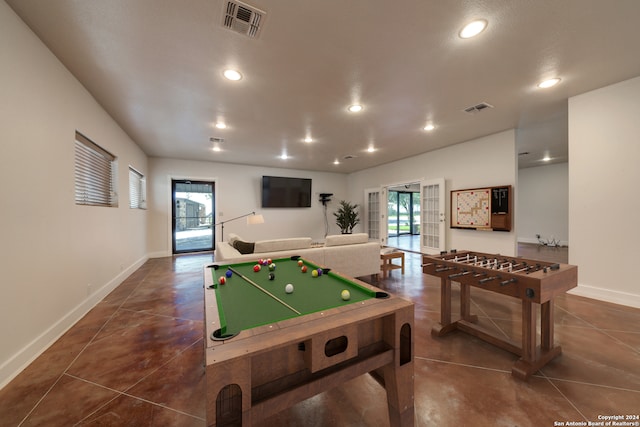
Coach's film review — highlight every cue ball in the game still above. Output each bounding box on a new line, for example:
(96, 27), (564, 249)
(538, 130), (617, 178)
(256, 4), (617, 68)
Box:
(218, 276), (226, 285)
(268, 273), (275, 280)
(341, 290), (351, 301)
(285, 284), (294, 294)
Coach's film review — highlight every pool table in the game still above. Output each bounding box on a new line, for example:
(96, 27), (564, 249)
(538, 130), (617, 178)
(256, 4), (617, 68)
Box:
(203, 256), (414, 426)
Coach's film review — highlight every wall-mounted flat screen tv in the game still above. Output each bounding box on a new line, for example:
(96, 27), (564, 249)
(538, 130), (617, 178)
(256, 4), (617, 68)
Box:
(261, 176), (312, 208)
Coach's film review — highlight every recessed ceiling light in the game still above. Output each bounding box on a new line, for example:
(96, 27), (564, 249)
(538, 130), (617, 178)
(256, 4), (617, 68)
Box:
(304, 136), (313, 143)
(348, 104), (363, 113)
(333, 159), (340, 165)
(542, 156), (551, 162)
(367, 146), (376, 153)
(223, 69), (242, 81)
(459, 19), (488, 39)
(212, 146), (221, 152)
(423, 124), (435, 131)
(280, 153), (289, 160)
(538, 78), (561, 88)
(215, 122), (227, 129)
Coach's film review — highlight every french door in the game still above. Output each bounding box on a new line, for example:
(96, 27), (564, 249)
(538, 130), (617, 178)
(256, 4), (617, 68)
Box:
(420, 178), (445, 254)
(365, 178), (445, 253)
(172, 180), (215, 254)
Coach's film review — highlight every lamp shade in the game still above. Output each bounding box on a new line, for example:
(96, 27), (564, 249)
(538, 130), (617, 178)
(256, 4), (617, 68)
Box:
(247, 214), (264, 225)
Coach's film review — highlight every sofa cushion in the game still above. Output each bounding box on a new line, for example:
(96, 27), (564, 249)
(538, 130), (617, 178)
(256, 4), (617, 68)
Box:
(232, 239), (255, 254)
(254, 237), (312, 253)
(324, 233), (370, 247)
(228, 233), (241, 246)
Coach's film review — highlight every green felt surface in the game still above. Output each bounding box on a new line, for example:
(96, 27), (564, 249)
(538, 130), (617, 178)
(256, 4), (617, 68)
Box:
(210, 256), (376, 336)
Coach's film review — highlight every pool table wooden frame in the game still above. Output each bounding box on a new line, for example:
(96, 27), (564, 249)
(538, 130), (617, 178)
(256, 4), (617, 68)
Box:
(203, 260), (415, 426)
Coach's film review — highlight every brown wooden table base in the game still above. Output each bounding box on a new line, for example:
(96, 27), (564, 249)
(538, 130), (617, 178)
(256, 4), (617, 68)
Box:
(431, 278), (562, 379)
(423, 251), (578, 381)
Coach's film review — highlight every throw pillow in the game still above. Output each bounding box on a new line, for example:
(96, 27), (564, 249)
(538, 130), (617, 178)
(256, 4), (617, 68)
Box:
(233, 239), (255, 255)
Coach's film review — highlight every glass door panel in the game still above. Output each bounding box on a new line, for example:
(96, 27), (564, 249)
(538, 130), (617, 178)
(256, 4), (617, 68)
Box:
(172, 180), (214, 253)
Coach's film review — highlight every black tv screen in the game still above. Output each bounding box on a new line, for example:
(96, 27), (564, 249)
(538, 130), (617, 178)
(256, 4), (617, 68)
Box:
(261, 176), (312, 208)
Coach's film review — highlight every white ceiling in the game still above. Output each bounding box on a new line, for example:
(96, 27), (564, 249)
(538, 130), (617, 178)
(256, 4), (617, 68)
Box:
(7, 0), (640, 172)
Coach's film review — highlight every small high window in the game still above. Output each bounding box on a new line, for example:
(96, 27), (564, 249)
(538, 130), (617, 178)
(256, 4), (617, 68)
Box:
(128, 166), (146, 209)
(74, 131), (117, 207)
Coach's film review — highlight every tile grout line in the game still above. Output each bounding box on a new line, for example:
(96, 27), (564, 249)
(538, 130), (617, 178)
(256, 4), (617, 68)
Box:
(17, 265), (158, 426)
(66, 366), (206, 425)
(539, 370), (589, 421)
(555, 304), (640, 355)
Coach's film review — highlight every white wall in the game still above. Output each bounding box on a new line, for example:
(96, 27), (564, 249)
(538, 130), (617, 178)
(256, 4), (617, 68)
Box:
(517, 163), (569, 245)
(147, 158), (349, 256)
(568, 76), (640, 308)
(0, 3), (148, 387)
(348, 130), (518, 256)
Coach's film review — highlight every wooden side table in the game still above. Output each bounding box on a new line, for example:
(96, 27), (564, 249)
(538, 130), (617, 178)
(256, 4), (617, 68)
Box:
(380, 250), (405, 279)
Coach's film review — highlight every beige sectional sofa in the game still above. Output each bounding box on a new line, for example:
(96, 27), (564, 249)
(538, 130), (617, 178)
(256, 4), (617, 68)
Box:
(214, 233), (380, 278)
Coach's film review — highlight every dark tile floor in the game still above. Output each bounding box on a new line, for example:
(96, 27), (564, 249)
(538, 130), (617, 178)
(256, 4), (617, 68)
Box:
(1, 247), (638, 426)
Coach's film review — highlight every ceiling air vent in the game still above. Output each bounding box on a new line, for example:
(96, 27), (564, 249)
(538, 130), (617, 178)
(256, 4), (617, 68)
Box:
(210, 137), (224, 143)
(222, 1), (266, 38)
(463, 102), (494, 114)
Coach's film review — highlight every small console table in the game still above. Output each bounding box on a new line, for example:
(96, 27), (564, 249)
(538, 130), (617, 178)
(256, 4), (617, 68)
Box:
(380, 249), (405, 279)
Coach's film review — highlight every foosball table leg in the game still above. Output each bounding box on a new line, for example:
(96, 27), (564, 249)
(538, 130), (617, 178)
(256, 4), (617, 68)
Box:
(460, 283), (478, 324)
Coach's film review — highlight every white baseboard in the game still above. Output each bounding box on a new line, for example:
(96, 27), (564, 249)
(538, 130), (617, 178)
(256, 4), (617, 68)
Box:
(0, 255), (149, 389)
(569, 284), (640, 309)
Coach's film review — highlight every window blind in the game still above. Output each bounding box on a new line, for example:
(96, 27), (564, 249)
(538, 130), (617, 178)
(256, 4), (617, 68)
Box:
(74, 132), (117, 207)
(129, 166), (146, 209)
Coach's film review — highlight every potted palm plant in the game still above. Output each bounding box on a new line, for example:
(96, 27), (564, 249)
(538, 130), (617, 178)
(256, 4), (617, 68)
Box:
(334, 200), (360, 234)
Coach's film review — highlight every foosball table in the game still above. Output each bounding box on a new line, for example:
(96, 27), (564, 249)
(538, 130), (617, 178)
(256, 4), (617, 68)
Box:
(422, 250), (578, 380)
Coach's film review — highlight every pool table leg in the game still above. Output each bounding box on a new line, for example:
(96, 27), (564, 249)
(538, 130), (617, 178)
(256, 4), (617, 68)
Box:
(206, 356), (252, 427)
(381, 304), (415, 427)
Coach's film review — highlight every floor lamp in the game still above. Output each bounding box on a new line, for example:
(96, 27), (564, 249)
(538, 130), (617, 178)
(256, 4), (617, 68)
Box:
(215, 211), (264, 241)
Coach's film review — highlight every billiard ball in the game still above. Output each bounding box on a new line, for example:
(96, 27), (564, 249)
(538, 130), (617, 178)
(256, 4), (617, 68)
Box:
(312, 269), (318, 278)
(269, 263), (276, 271)
(225, 269), (233, 278)
(317, 269), (323, 276)
(268, 273), (275, 280)
(253, 264), (261, 272)
(218, 276), (226, 285)
(267, 258), (272, 264)
(341, 289), (350, 301)
(285, 284), (294, 294)
(301, 266), (307, 273)
(297, 260), (303, 267)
